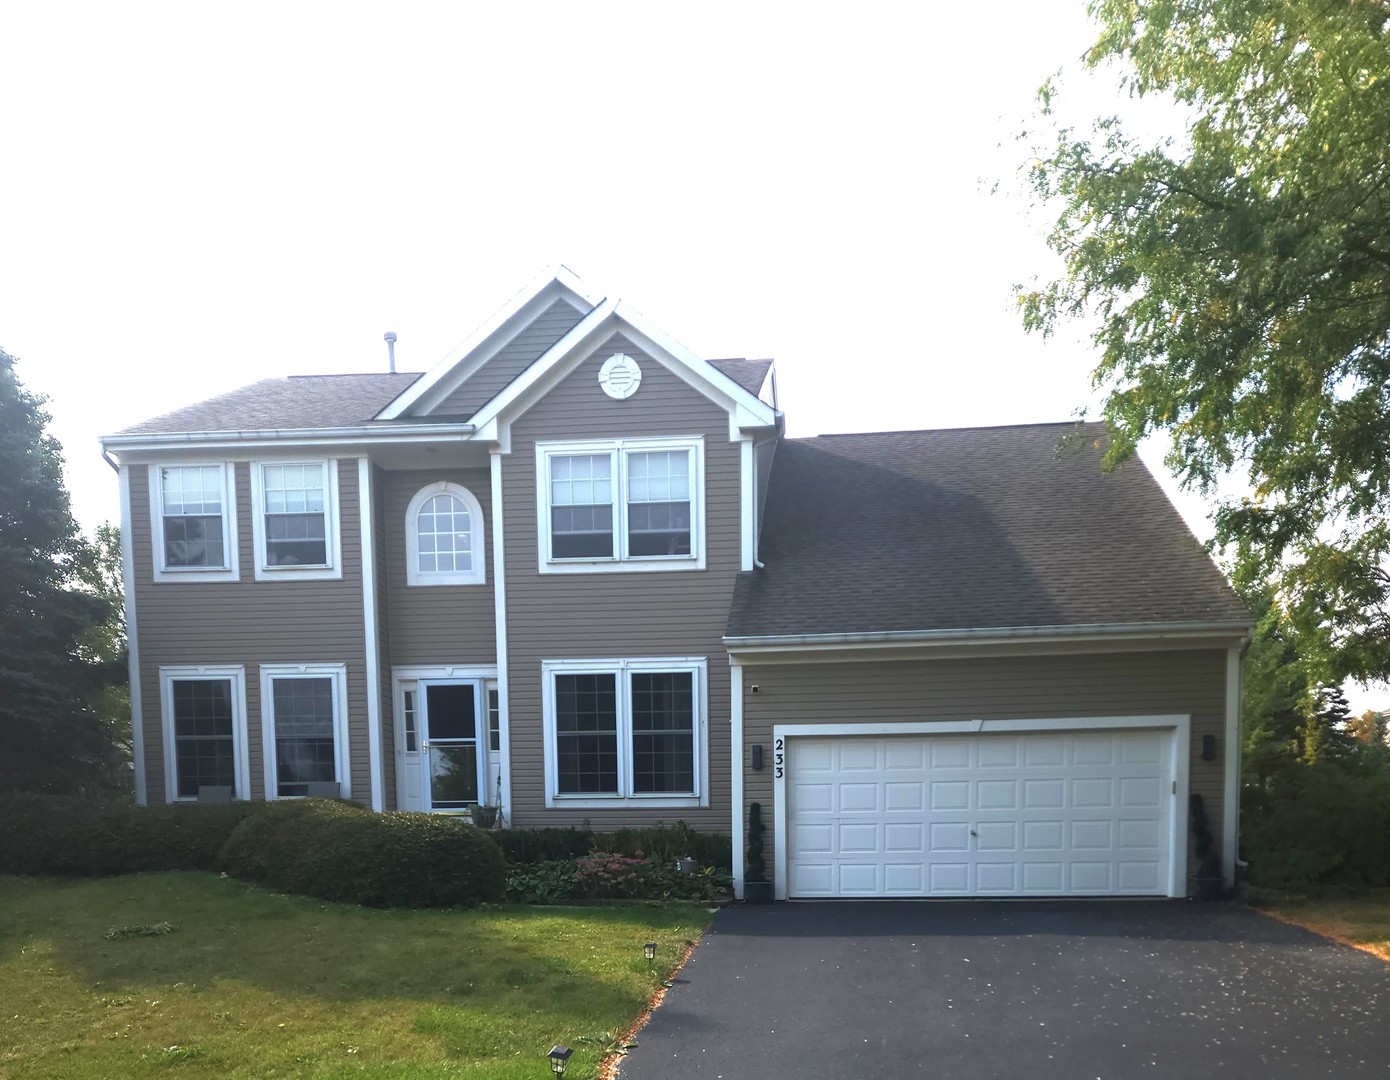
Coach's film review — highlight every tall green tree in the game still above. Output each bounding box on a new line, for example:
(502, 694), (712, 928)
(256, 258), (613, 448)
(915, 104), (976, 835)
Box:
(1020, 0), (1390, 682)
(0, 348), (118, 792)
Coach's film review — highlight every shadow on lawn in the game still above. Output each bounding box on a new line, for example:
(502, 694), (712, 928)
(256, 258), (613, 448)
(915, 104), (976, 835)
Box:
(0, 871), (703, 1013)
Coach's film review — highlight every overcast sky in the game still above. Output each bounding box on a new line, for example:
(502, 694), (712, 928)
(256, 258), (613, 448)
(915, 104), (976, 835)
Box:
(4, 3), (1383, 710)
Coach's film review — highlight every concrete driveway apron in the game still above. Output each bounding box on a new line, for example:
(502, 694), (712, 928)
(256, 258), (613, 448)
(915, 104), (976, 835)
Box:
(617, 900), (1390, 1080)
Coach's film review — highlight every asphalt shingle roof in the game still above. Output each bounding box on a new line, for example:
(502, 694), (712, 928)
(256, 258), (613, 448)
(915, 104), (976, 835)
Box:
(709, 358), (773, 396)
(118, 373), (424, 434)
(728, 422), (1250, 639)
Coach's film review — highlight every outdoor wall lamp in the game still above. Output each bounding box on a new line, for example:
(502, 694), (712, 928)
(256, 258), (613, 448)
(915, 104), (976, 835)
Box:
(548, 1045), (573, 1075)
(644, 941), (657, 962)
(1202, 734), (1217, 762)
(751, 744), (764, 770)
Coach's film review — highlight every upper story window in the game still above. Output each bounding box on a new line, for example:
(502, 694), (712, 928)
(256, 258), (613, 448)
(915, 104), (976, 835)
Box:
(536, 437), (705, 573)
(149, 464), (239, 582)
(405, 482), (486, 586)
(249, 460), (342, 581)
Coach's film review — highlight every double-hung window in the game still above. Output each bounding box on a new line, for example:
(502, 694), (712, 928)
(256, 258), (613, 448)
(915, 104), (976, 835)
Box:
(250, 460), (342, 580)
(150, 464), (238, 581)
(537, 437), (704, 572)
(260, 664), (349, 799)
(160, 665), (249, 801)
(543, 657), (706, 807)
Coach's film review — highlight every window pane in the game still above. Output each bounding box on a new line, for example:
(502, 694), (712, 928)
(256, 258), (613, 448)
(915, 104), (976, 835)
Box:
(425, 684), (476, 741)
(428, 744), (478, 808)
(403, 689), (417, 753)
(416, 493), (473, 576)
(487, 687), (500, 753)
(272, 676), (336, 798)
(631, 672), (695, 793)
(626, 451), (692, 557)
(160, 466), (226, 569)
(263, 464), (329, 566)
(171, 678), (235, 798)
(550, 454), (614, 559)
(555, 673), (618, 793)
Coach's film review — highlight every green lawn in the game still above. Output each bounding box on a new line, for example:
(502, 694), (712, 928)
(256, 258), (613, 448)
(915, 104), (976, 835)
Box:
(1250, 890), (1390, 963)
(0, 872), (711, 1079)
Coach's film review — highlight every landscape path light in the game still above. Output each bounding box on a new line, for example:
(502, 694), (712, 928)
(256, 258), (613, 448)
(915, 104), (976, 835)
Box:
(547, 1045), (573, 1075)
(644, 941), (657, 962)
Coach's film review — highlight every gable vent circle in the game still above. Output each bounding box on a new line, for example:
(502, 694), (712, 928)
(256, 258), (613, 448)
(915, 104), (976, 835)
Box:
(598, 353), (642, 400)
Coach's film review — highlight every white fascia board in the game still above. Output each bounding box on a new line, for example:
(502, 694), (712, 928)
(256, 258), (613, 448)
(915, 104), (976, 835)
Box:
(375, 265), (605, 421)
(101, 422), (477, 458)
(725, 620), (1255, 657)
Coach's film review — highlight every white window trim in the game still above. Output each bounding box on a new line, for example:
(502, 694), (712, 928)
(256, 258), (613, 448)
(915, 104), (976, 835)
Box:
(259, 663), (351, 800)
(542, 656), (708, 809)
(249, 458), (342, 581)
(535, 436), (706, 574)
(159, 664), (250, 803)
(404, 481), (486, 587)
(148, 464), (240, 582)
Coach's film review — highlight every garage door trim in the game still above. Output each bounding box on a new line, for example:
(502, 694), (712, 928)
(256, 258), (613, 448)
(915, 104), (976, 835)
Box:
(771, 714), (1191, 900)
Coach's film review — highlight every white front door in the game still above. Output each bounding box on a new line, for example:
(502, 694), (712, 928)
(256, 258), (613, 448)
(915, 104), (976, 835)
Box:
(785, 728), (1175, 898)
(420, 681), (487, 812)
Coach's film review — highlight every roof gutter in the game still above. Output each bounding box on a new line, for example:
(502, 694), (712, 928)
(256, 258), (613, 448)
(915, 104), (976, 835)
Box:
(724, 619), (1255, 656)
(100, 422), (478, 455)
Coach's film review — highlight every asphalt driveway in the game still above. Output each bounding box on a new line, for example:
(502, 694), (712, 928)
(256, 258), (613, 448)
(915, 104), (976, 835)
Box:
(618, 901), (1390, 1079)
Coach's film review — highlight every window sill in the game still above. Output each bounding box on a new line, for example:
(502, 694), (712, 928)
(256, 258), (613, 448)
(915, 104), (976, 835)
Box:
(538, 557), (704, 575)
(152, 567), (240, 584)
(251, 564), (343, 582)
(546, 795), (704, 810)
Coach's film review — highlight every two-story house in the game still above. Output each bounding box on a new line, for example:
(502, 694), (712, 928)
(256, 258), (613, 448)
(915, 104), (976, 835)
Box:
(101, 268), (1251, 901)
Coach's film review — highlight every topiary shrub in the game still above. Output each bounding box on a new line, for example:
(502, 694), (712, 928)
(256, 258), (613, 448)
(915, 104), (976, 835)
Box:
(220, 798), (506, 908)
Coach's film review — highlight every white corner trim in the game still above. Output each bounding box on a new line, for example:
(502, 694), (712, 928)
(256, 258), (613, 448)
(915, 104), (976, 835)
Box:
(258, 663), (351, 800)
(490, 450), (513, 827)
(739, 437), (755, 573)
(769, 715), (1192, 901)
(248, 458), (343, 582)
(159, 665), (250, 803)
(731, 660), (745, 898)
(377, 265), (606, 420)
(404, 480), (487, 586)
(541, 656), (710, 809)
(359, 458), (385, 811)
(146, 463), (240, 583)
(118, 466), (147, 805)
(1223, 645), (1242, 887)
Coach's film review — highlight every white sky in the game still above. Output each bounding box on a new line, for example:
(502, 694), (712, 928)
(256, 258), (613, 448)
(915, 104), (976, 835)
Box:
(3, 2), (1384, 712)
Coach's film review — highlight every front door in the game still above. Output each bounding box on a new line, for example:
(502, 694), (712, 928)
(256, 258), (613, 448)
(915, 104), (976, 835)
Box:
(420, 681), (486, 812)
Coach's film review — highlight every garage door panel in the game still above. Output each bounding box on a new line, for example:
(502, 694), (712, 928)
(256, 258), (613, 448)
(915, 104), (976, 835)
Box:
(786, 730), (1173, 898)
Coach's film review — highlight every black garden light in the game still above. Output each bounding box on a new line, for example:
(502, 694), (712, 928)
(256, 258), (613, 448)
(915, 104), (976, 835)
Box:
(547, 1045), (573, 1075)
(643, 941), (657, 962)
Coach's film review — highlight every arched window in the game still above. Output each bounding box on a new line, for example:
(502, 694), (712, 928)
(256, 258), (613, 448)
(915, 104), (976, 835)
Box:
(405, 482), (486, 586)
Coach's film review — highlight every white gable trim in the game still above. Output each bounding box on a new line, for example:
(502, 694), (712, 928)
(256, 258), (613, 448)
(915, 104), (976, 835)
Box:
(469, 300), (778, 449)
(376, 266), (603, 421)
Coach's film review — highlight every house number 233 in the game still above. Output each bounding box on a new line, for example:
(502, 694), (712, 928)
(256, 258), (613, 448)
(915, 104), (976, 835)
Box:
(774, 737), (784, 779)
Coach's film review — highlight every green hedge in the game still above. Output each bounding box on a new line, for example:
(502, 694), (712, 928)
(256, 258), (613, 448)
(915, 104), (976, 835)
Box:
(504, 852), (734, 904)
(495, 822), (732, 870)
(0, 795), (256, 876)
(220, 799), (506, 908)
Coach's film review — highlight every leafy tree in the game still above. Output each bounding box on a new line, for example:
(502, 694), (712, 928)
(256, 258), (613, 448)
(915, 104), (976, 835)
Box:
(1020, 0), (1390, 682)
(1348, 708), (1389, 748)
(74, 523), (131, 757)
(0, 348), (119, 792)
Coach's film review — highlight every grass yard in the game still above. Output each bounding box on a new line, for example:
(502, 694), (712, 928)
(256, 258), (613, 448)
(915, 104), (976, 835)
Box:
(0, 872), (711, 1079)
(1250, 890), (1390, 963)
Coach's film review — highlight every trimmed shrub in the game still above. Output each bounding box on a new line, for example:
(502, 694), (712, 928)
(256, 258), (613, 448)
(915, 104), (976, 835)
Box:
(493, 822), (732, 870)
(0, 794), (256, 876)
(502, 852), (733, 905)
(491, 826), (593, 864)
(220, 798), (506, 908)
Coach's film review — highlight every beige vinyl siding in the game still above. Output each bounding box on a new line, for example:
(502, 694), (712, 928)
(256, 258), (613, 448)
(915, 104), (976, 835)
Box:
(372, 464), (396, 810)
(431, 299), (588, 417)
(739, 649), (1228, 894)
(131, 461), (370, 804)
(503, 333), (739, 829)
(382, 468), (496, 666)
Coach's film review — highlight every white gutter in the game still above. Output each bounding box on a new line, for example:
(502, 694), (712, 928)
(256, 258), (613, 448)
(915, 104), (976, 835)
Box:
(101, 422), (478, 456)
(724, 620), (1254, 656)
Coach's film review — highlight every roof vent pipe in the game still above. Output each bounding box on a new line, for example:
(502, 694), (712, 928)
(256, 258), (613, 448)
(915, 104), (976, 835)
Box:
(383, 331), (398, 374)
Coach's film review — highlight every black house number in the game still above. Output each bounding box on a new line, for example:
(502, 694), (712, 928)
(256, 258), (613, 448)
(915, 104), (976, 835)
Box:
(774, 737), (784, 779)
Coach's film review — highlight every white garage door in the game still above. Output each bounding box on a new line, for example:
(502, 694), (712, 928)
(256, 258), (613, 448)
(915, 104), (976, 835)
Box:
(785, 729), (1174, 898)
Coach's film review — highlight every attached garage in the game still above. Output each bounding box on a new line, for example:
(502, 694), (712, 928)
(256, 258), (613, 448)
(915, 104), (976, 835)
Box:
(780, 721), (1185, 899)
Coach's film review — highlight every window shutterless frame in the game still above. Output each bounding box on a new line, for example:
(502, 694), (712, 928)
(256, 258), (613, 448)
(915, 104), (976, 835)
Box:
(541, 657), (708, 809)
(159, 665), (250, 803)
(535, 437), (705, 573)
(259, 663), (350, 800)
(248, 459), (342, 581)
(404, 481), (486, 586)
(148, 464), (240, 582)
